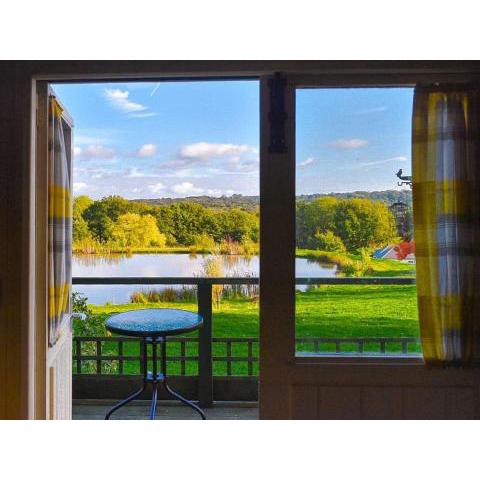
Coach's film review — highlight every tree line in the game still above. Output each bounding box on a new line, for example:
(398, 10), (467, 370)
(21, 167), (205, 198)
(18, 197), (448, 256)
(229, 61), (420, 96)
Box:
(73, 195), (259, 251)
(133, 189), (412, 212)
(74, 194), (400, 255)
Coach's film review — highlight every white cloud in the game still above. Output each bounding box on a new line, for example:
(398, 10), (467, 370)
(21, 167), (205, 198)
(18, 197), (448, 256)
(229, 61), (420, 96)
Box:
(130, 112), (157, 119)
(148, 182), (165, 194)
(329, 138), (369, 149)
(150, 83), (160, 97)
(161, 168), (209, 179)
(137, 143), (157, 157)
(104, 89), (149, 114)
(206, 188), (236, 197)
(73, 182), (87, 192)
(171, 182), (204, 196)
(126, 168), (146, 178)
(126, 167), (161, 178)
(74, 144), (115, 160)
(180, 142), (251, 160)
(159, 142), (258, 173)
(89, 168), (110, 179)
(299, 157), (314, 167)
(356, 156), (408, 168)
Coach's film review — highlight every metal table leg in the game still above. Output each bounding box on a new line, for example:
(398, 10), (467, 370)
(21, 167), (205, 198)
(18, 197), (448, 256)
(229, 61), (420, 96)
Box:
(159, 337), (206, 420)
(105, 338), (149, 420)
(105, 336), (206, 420)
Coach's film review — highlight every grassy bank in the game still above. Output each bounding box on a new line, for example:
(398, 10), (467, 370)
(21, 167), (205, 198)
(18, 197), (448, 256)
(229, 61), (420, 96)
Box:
(74, 284), (419, 376)
(295, 249), (415, 277)
(73, 240), (260, 256)
(73, 245), (197, 255)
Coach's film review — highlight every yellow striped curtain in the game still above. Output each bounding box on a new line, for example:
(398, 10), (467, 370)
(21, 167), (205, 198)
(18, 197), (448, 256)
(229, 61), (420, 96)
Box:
(48, 97), (72, 346)
(412, 85), (480, 366)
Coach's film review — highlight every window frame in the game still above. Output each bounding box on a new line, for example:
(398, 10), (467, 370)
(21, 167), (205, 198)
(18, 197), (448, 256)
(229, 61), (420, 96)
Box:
(260, 71), (480, 370)
(294, 81), (418, 361)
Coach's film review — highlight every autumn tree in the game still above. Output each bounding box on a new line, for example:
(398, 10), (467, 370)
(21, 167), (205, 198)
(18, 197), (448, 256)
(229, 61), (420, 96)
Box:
(111, 213), (166, 248)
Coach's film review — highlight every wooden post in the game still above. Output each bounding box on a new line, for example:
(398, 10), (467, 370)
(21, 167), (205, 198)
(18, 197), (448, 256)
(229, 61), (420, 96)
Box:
(198, 283), (213, 408)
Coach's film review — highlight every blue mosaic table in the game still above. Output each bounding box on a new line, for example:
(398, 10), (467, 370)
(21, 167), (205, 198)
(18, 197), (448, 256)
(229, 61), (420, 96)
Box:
(104, 308), (206, 420)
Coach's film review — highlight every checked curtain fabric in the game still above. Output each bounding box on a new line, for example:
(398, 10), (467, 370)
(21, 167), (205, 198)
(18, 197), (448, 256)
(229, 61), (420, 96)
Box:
(48, 96), (72, 346)
(412, 85), (480, 366)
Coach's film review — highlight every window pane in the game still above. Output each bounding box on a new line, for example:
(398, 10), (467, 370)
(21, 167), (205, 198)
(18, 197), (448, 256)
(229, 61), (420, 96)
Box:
(295, 87), (420, 357)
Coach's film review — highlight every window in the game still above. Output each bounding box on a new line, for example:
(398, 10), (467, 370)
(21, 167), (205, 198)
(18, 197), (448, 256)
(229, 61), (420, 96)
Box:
(295, 87), (420, 357)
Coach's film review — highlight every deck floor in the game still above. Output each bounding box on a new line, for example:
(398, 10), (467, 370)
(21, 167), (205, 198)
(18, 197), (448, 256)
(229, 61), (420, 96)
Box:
(73, 400), (259, 420)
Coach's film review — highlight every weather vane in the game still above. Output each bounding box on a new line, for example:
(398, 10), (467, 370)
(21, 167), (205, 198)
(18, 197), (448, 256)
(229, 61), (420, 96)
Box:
(396, 169), (412, 188)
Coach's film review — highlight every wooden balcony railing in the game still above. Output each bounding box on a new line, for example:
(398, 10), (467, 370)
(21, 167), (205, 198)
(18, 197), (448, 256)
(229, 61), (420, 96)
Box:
(72, 276), (419, 405)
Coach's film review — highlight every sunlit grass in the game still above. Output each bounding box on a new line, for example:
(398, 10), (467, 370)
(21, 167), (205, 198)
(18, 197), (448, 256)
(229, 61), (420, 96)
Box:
(74, 284), (419, 376)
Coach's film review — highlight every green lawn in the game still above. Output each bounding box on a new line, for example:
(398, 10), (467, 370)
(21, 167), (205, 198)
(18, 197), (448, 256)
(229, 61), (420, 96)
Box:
(74, 284), (419, 376)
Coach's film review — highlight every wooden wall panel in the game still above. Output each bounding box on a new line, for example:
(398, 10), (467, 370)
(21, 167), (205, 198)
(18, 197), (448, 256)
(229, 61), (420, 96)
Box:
(361, 387), (403, 419)
(291, 385), (318, 419)
(318, 387), (362, 420)
(444, 388), (477, 420)
(289, 377), (480, 420)
(403, 387), (446, 419)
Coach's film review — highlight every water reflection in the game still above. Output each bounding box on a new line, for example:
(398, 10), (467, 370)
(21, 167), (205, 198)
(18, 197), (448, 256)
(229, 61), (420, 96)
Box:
(72, 253), (337, 304)
(73, 253), (132, 267)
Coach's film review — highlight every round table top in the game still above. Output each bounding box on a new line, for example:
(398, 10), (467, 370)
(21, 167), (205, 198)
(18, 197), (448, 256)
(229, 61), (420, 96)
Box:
(105, 308), (203, 337)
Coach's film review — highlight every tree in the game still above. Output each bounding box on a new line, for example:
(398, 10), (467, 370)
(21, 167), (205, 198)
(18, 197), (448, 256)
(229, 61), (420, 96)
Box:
(73, 195), (93, 216)
(111, 213), (166, 248)
(296, 197), (339, 248)
(82, 196), (132, 242)
(73, 195), (93, 242)
(333, 198), (397, 251)
(217, 208), (259, 243)
(153, 202), (218, 246)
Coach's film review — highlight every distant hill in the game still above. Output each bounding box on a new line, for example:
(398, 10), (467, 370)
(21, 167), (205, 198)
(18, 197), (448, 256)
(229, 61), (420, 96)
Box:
(133, 190), (412, 211)
(298, 190), (412, 206)
(134, 194), (260, 211)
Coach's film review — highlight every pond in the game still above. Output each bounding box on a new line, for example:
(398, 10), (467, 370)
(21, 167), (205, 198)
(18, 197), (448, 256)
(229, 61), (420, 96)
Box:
(72, 253), (337, 304)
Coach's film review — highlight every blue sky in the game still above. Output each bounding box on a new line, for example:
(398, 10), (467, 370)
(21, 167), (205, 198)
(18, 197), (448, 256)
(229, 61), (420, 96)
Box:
(52, 81), (413, 199)
(296, 87), (413, 194)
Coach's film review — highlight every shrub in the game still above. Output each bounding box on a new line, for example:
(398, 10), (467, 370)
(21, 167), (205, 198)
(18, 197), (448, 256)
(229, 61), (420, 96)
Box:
(130, 291), (147, 303)
(342, 261), (363, 277)
(312, 230), (346, 253)
(73, 237), (112, 254)
(201, 256), (224, 308)
(240, 239), (259, 256)
(192, 233), (217, 253)
(72, 291), (91, 316)
(218, 238), (242, 255)
(151, 287), (176, 303)
(130, 287), (197, 304)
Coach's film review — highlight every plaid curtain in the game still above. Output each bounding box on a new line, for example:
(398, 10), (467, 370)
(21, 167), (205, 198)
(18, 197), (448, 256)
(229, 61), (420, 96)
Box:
(412, 85), (480, 366)
(48, 97), (72, 346)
